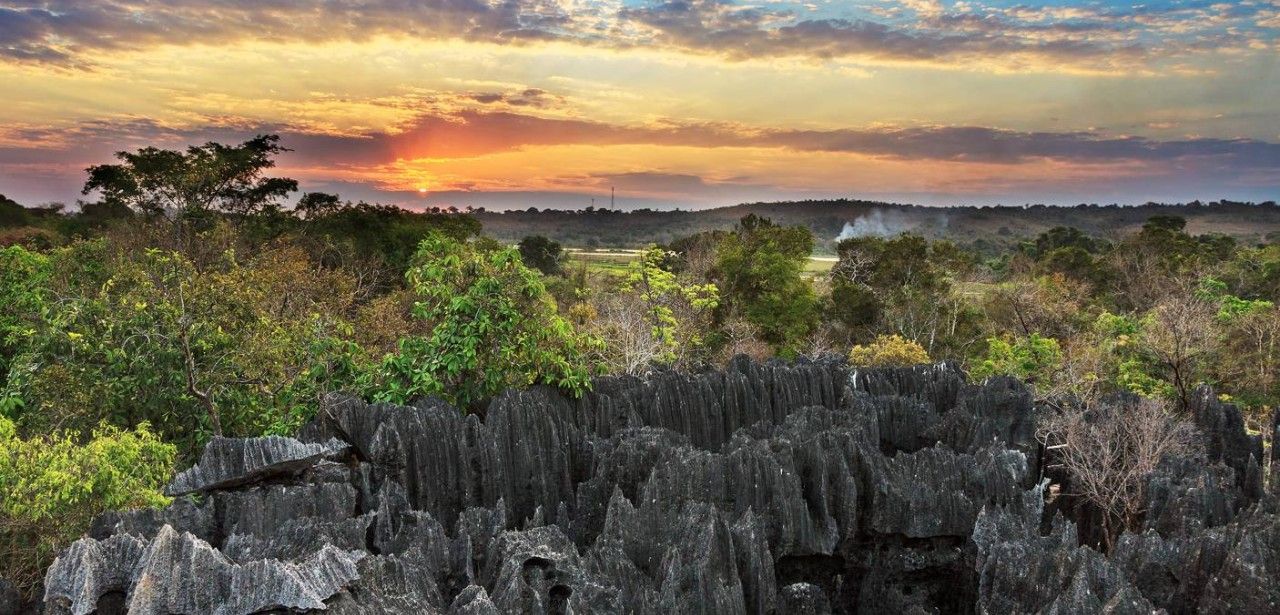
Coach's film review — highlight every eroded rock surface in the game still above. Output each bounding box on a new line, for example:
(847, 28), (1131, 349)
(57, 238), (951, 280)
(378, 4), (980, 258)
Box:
(41, 358), (1277, 613)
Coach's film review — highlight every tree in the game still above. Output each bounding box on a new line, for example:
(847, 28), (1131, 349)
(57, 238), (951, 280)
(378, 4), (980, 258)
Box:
(832, 234), (980, 357)
(589, 247), (718, 374)
(2, 235), (368, 455)
(518, 235), (565, 276)
(715, 215), (818, 356)
(1142, 295), (1216, 412)
(848, 334), (931, 367)
(0, 415), (174, 599)
(970, 334), (1062, 385)
(0, 247), (49, 384)
(371, 233), (596, 410)
(1023, 226), (1104, 259)
(1041, 397), (1198, 551)
(982, 275), (1093, 341)
(84, 135), (296, 219)
(0, 194), (31, 228)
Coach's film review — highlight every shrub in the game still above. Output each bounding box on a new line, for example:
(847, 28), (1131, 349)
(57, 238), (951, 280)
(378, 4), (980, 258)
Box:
(371, 233), (597, 409)
(848, 334), (931, 367)
(971, 334), (1063, 384)
(0, 416), (175, 599)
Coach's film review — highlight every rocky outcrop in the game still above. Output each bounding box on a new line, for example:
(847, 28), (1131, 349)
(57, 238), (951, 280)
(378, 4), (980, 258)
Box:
(164, 435), (349, 496)
(40, 358), (1277, 613)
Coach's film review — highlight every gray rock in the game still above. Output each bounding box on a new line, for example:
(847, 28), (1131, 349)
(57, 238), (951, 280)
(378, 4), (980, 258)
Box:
(778, 582), (832, 614)
(0, 579), (20, 615)
(39, 359), (1280, 614)
(165, 435), (348, 496)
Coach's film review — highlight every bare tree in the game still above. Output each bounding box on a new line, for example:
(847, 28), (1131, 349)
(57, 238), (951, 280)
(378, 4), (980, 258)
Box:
(1144, 295), (1216, 412)
(1041, 397), (1199, 551)
(590, 294), (667, 375)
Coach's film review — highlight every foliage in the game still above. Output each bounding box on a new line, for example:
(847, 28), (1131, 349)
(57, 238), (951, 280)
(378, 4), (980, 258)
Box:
(0, 246), (49, 382)
(0, 415), (175, 598)
(84, 135), (297, 219)
(848, 334), (931, 367)
(715, 215), (818, 356)
(2, 236), (368, 456)
(297, 194), (481, 280)
(971, 334), (1062, 384)
(588, 247), (719, 373)
(518, 235), (566, 276)
(370, 233), (596, 409)
(831, 233), (982, 358)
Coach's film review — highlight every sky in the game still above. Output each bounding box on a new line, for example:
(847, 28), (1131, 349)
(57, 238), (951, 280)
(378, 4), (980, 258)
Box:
(0, 0), (1278, 211)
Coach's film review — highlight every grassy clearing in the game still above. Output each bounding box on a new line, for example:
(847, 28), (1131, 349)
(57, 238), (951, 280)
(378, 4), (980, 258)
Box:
(565, 248), (837, 278)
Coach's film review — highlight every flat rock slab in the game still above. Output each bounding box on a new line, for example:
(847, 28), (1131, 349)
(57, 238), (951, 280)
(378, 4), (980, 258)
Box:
(166, 435), (348, 496)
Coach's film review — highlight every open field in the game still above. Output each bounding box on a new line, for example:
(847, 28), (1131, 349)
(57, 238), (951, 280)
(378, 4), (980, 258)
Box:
(566, 249), (837, 278)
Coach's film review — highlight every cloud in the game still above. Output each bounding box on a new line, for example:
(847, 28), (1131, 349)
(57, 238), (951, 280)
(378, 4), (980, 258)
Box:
(1, 0), (1274, 71)
(8, 109), (1279, 170)
(292, 109), (1280, 169)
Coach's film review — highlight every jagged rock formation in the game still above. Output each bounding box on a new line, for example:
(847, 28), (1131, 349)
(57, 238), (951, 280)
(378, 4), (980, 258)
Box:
(37, 359), (1278, 614)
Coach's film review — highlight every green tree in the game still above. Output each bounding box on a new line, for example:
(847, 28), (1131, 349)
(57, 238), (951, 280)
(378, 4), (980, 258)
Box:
(2, 236), (368, 455)
(971, 334), (1063, 384)
(715, 215), (818, 356)
(0, 415), (174, 599)
(371, 233), (596, 410)
(518, 235), (566, 276)
(832, 234), (979, 357)
(84, 135), (297, 219)
(588, 247), (719, 373)
(0, 247), (49, 385)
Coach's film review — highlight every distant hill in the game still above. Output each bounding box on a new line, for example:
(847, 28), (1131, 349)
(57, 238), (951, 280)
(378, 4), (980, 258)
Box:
(474, 199), (1280, 253)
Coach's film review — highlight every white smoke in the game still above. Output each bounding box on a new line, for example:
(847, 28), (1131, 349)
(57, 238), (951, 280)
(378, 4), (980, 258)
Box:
(836, 210), (908, 240)
(835, 209), (948, 241)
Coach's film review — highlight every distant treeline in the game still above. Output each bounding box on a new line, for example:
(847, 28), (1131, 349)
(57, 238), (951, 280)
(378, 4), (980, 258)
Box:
(472, 199), (1280, 253)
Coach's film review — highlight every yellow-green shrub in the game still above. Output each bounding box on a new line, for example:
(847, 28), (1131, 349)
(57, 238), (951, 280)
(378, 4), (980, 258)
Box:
(0, 416), (175, 599)
(848, 334), (931, 367)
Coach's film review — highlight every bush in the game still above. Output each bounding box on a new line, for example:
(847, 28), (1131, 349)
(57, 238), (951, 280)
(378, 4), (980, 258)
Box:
(0, 416), (175, 599)
(971, 334), (1063, 384)
(848, 334), (931, 367)
(371, 233), (597, 409)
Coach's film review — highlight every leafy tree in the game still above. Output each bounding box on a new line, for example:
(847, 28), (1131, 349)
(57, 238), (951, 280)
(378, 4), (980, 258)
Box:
(0, 247), (49, 384)
(2, 236), (367, 455)
(971, 334), (1062, 384)
(982, 275), (1093, 341)
(297, 197), (481, 281)
(84, 135), (297, 219)
(518, 235), (566, 276)
(589, 247), (719, 373)
(848, 334), (931, 367)
(832, 234), (980, 356)
(1196, 277), (1280, 415)
(0, 415), (174, 599)
(0, 194), (31, 228)
(715, 215), (818, 356)
(371, 233), (596, 409)
(1023, 226), (1105, 258)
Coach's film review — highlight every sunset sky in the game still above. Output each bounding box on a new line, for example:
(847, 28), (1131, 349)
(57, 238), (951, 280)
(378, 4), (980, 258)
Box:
(1, 0), (1278, 210)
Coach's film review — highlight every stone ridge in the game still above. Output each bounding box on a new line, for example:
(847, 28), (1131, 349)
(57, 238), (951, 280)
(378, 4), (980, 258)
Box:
(33, 358), (1280, 614)
(164, 435), (350, 496)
